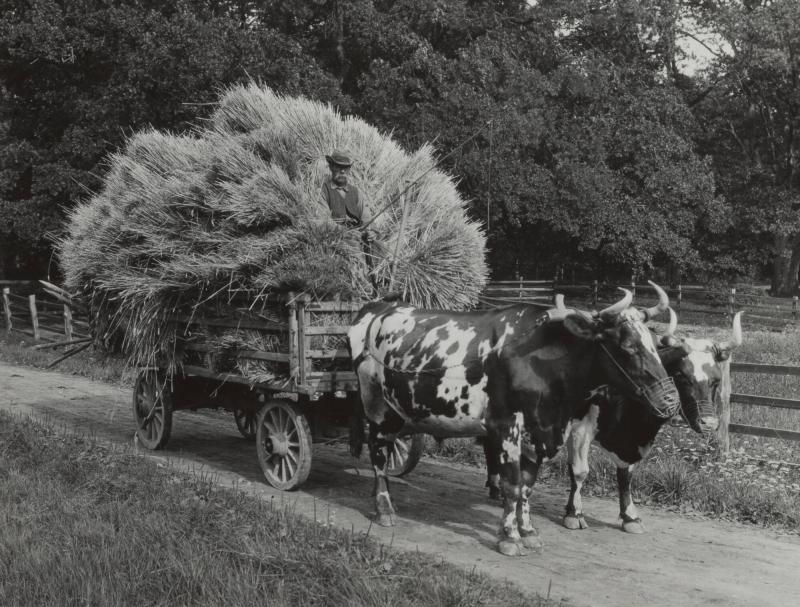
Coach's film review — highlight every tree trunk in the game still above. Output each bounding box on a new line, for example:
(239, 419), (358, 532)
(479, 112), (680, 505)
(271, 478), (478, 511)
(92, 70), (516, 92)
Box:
(772, 234), (800, 295)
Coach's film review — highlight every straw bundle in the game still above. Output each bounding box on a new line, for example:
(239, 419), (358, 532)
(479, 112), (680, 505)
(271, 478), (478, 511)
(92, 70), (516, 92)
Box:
(58, 83), (487, 376)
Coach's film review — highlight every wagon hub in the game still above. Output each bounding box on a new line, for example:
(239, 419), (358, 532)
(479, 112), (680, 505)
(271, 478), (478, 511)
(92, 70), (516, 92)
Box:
(269, 432), (290, 457)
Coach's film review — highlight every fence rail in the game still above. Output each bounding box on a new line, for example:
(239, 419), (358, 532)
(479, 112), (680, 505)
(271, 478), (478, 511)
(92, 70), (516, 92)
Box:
(3, 280), (800, 446)
(2, 281), (87, 344)
(484, 279), (800, 328)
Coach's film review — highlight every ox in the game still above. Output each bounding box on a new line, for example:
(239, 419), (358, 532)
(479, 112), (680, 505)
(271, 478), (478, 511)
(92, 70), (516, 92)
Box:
(482, 306), (742, 535)
(348, 283), (680, 556)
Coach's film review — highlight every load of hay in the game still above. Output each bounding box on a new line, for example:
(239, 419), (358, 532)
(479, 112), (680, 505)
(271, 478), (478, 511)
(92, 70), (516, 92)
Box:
(58, 83), (487, 378)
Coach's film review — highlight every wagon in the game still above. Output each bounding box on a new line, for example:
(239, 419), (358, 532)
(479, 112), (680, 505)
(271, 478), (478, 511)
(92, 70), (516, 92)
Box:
(131, 293), (424, 489)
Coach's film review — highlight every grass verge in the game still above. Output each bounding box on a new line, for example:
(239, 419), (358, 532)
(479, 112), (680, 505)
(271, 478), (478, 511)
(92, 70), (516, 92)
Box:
(0, 330), (130, 385)
(0, 411), (548, 607)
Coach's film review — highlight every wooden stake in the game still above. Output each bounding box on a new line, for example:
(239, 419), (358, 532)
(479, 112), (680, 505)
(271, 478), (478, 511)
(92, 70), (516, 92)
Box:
(33, 337), (91, 350)
(288, 293), (299, 386)
(64, 304), (73, 340)
(2, 287), (11, 332)
(29, 294), (40, 341)
(717, 358), (732, 456)
(46, 342), (90, 369)
(389, 189), (409, 292)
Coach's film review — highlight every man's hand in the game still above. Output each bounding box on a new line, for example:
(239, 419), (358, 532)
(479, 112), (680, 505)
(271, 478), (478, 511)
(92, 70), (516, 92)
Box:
(362, 228), (376, 243)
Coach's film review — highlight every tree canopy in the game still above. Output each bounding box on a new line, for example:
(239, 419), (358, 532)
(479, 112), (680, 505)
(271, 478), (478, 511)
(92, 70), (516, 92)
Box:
(1, 0), (794, 291)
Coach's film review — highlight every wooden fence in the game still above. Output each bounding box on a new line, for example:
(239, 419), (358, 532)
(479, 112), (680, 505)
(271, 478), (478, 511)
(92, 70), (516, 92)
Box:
(478, 279), (556, 309)
(722, 362), (800, 452)
(1, 280), (90, 364)
(484, 279), (800, 329)
(3, 279), (799, 448)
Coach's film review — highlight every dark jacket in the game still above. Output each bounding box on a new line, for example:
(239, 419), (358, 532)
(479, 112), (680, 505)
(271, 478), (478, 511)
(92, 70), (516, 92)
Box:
(321, 178), (364, 227)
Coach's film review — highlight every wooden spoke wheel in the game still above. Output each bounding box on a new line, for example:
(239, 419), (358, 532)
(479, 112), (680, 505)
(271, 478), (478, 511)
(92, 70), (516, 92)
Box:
(256, 400), (312, 490)
(234, 409), (258, 441)
(132, 370), (173, 450)
(386, 434), (425, 477)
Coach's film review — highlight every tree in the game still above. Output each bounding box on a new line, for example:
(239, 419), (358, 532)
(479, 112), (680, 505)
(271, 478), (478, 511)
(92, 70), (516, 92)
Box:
(0, 0), (342, 277)
(354, 0), (717, 278)
(691, 0), (800, 293)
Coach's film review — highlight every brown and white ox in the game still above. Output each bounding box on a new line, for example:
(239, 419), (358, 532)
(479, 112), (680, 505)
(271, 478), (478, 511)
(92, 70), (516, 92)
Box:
(347, 283), (680, 556)
(481, 306), (742, 535)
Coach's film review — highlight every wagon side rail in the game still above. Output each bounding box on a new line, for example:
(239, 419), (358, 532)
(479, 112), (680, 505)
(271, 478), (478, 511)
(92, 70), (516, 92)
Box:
(170, 294), (363, 395)
(297, 297), (361, 394)
(173, 303), (297, 393)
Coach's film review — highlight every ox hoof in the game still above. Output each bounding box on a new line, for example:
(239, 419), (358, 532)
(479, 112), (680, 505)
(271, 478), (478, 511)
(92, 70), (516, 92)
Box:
(622, 519), (645, 534)
(520, 533), (543, 552)
(375, 513), (395, 527)
(497, 539), (527, 557)
(488, 486), (502, 501)
(563, 515), (588, 530)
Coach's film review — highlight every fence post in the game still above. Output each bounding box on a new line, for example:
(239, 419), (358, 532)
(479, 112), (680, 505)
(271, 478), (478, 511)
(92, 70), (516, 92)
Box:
(552, 274), (558, 304)
(717, 359), (732, 456)
(63, 304), (73, 340)
(518, 274), (523, 300)
(630, 277), (636, 298)
(592, 279), (598, 308)
(2, 288), (11, 332)
(728, 287), (736, 319)
(793, 296), (798, 321)
(676, 284), (682, 312)
(28, 294), (40, 341)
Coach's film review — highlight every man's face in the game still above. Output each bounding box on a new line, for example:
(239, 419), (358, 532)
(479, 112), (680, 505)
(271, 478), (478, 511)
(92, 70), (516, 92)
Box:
(330, 164), (350, 186)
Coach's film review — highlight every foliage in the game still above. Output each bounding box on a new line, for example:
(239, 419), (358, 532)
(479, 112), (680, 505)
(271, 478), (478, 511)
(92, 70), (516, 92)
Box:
(0, 0), (768, 286)
(690, 0), (800, 292)
(0, 0), (342, 277)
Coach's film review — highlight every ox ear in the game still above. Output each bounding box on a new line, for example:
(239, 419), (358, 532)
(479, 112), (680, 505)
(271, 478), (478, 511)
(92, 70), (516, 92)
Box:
(563, 313), (599, 341)
(714, 348), (732, 362)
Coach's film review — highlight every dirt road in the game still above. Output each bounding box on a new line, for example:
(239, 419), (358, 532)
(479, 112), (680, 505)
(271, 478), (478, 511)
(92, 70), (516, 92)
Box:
(2, 361), (798, 606)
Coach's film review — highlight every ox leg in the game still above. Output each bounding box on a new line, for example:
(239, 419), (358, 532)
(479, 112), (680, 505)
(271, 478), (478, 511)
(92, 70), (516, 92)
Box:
(563, 422), (592, 530)
(481, 438), (502, 500)
(368, 422), (396, 527)
(617, 465), (645, 534)
(492, 413), (527, 557)
(517, 453), (543, 552)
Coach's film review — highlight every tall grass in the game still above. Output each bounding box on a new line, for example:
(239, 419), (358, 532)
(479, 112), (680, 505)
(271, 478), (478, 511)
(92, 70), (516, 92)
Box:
(0, 330), (130, 385)
(0, 412), (546, 607)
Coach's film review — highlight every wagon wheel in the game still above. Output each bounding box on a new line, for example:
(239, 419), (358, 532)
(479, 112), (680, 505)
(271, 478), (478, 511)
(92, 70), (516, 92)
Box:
(132, 370), (173, 450)
(256, 399), (313, 490)
(234, 409), (258, 441)
(386, 434), (425, 477)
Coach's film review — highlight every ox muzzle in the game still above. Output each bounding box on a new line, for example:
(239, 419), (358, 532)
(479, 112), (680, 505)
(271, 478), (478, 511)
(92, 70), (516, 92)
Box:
(682, 399), (719, 434)
(639, 376), (681, 419)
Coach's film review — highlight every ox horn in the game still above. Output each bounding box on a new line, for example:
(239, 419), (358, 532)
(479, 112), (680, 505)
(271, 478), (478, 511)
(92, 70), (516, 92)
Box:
(665, 307), (678, 337)
(598, 288), (633, 318)
(547, 293), (570, 321)
(659, 306), (682, 347)
(642, 281), (670, 320)
(718, 311), (743, 351)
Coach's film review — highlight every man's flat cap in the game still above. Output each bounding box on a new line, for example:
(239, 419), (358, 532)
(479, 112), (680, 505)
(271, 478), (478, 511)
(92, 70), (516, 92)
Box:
(325, 151), (353, 167)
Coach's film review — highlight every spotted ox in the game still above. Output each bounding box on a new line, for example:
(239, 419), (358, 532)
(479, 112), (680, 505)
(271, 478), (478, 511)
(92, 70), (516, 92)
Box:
(481, 307), (742, 535)
(348, 283), (680, 556)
